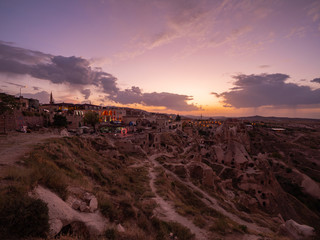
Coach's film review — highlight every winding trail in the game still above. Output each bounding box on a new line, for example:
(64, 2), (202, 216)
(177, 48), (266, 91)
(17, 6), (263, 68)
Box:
(148, 153), (208, 240)
(149, 152), (272, 237)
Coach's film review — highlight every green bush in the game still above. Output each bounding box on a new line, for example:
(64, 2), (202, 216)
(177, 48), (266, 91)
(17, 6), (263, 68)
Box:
(0, 188), (49, 239)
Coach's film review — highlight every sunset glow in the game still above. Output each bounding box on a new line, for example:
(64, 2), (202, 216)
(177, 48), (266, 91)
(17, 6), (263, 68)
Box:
(1, 0), (319, 118)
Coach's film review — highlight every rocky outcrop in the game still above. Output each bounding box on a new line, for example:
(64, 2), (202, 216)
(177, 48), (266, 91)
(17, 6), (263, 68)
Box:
(188, 162), (215, 187)
(280, 219), (315, 240)
(71, 192), (99, 213)
(29, 186), (107, 238)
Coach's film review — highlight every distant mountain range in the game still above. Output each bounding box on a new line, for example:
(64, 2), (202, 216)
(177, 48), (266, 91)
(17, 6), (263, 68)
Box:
(181, 115), (319, 121)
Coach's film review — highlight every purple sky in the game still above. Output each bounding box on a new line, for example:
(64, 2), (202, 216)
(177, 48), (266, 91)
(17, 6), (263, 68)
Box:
(0, 0), (320, 118)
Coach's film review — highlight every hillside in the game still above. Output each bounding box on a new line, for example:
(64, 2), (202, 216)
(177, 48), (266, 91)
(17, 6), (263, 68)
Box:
(0, 120), (319, 239)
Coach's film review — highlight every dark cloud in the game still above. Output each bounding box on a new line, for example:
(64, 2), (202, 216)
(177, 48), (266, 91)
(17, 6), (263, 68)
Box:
(142, 92), (198, 111)
(0, 42), (198, 111)
(216, 73), (320, 108)
(22, 91), (50, 104)
(110, 86), (199, 111)
(31, 56), (94, 85)
(0, 41), (50, 64)
(109, 86), (142, 104)
(33, 86), (40, 90)
(311, 78), (320, 84)
(0, 42), (119, 95)
(81, 89), (91, 99)
(97, 72), (119, 94)
(0, 58), (32, 75)
(210, 92), (220, 97)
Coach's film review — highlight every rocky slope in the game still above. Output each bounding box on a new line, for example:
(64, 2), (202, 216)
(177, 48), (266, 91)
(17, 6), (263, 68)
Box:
(0, 120), (319, 239)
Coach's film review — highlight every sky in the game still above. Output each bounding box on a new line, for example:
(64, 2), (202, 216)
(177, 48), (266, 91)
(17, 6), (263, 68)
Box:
(0, 0), (320, 118)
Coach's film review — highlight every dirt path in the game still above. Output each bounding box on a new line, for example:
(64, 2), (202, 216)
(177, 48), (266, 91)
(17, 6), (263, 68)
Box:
(148, 153), (208, 240)
(289, 133), (304, 144)
(150, 153), (272, 236)
(0, 132), (61, 175)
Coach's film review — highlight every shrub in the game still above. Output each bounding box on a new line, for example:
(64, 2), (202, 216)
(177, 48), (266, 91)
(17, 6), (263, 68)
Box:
(105, 228), (118, 240)
(22, 111), (34, 116)
(0, 188), (49, 239)
(53, 114), (68, 127)
(151, 218), (195, 240)
(29, 161), (68, 200)
(99, 197), (119, 222)
(239, 224), (248, 233)
(193, 216), (206, 228)
(209, 217), (229, 234)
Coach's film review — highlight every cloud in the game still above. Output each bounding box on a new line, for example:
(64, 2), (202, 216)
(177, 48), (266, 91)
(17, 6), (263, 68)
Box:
(109, 86), (199, 111)
(0, 40), (50, 65)
(307, 1), (320, 22)
(286, 26), (306, 39)
(307, 1), (320, 32)
(114, 0), (276, 61)
(0, 42), (199, 111)
(311, 78), (320, 84)
(215, 73), (320, 108)
(0, 41), (119, 95)
(210, 92), (221, 98)
(22, 91), (50, 104)
(81, 89), (91, 99)
(259, 65), (270, 68)
(33, 86), (40, 90)
(31, 56), (95, 85)
(5, 81), (25, 88)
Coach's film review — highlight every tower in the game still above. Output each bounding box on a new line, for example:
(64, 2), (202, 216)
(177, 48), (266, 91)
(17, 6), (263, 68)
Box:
(50, 92), (54, 104)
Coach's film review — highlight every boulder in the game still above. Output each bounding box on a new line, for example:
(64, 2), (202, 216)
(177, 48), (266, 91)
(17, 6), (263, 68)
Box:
(72, 200), (81, 210)
(80, 202), (90, 212)
(280, 219), (315, 240)
(84, 192), (94, 203)
(89, 197), (98, 212)
(49, 219), (63, 237)
(30, 186), (107, 238)
(60, 128), (69, 137)
(117, 224), (125, 233)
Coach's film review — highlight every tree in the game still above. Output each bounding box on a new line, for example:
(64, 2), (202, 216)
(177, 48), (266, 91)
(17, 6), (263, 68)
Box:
(175, 114), (181, 121)
(53, 114), (67, 128)
(83, 111), (99, 132)
(0, 93), (20, 133)
(0, 93), (19, 115)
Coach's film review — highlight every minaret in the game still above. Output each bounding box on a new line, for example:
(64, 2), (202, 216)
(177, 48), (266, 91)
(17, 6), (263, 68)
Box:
(50, 92), (54, 104)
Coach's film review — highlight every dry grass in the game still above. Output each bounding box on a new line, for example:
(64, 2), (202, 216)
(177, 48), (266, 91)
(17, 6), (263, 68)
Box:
(2, 136), (186, 239)
(0, 185), (49, 239)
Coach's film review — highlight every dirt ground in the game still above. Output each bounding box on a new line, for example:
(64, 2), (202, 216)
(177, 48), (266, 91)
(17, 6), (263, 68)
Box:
(0, 131), (61, 176)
